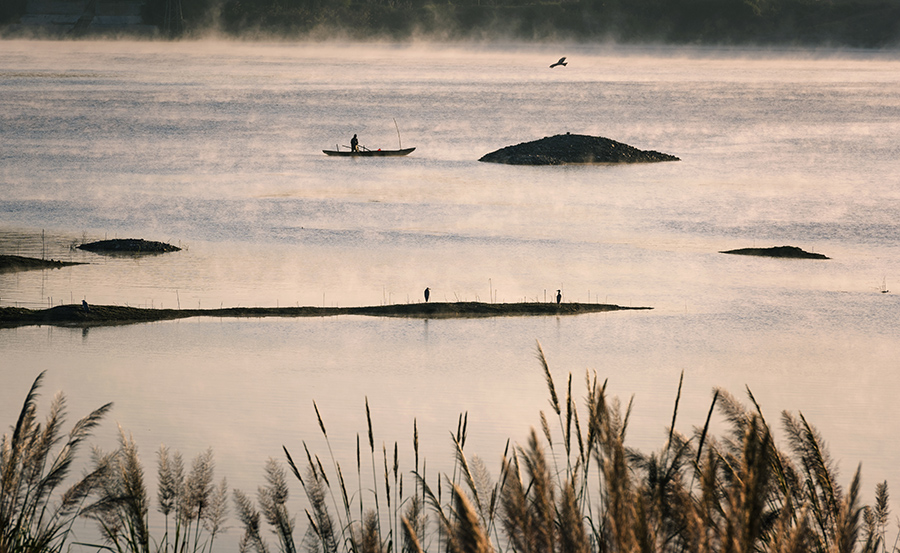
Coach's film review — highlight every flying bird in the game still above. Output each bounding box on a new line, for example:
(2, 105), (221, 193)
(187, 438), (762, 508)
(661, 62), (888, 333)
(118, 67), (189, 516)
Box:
(424, 287), (430, 302)
(549, 57), (567, 68)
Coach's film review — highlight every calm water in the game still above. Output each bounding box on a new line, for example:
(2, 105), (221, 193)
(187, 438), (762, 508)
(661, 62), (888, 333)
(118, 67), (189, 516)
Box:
(2, 40), (900, 550)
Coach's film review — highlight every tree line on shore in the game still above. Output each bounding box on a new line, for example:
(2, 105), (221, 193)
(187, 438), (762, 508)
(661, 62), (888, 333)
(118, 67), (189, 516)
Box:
(156, 0), (900, 46)
(2, 0), (899, 46)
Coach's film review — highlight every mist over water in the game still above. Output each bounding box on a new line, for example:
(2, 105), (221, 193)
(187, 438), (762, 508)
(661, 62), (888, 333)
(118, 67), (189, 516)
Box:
(2, 40), (900, 551)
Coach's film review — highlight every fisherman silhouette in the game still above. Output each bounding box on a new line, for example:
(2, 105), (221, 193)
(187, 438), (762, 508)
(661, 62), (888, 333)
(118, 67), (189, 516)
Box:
(82, 299), (90, 312)
(424, 287), (430, 302)
(350, 134), (359, 152)
(556, 290), (561, 304)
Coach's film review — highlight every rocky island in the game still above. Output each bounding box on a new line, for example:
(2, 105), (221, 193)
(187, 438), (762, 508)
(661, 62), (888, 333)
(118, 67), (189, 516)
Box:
(720, 246), (829, 259)
(479, 133), (680, 165)
(78, 238), (181, 253)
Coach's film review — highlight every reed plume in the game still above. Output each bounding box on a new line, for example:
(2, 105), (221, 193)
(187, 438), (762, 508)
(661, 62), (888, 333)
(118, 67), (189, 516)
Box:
(258, 459), (296, 553)
(233, 489), (269, 553)
(444, 484), (493, 553)
(401, 515), (425, 553)
(0, 372), (112, 553)
(353, 510), (382, 553)
(83, 427), (151, 553)
(557, 478), (589, 553)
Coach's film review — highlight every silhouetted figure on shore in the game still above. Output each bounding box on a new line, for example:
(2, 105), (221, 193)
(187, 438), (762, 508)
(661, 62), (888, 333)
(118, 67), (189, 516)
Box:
(424, 287), (430, 302)
(350, 134), (359, 152)
(550, 57), (567, 68)
(82, 299), (90, 312)
(556, 290), (561, 304)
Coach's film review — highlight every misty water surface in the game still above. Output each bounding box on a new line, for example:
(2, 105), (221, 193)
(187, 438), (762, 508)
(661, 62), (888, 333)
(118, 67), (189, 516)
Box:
(2, 40), (900, 551)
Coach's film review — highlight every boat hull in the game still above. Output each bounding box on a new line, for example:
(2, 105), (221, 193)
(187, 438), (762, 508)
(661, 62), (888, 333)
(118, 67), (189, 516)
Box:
(323, 148), (415, 157)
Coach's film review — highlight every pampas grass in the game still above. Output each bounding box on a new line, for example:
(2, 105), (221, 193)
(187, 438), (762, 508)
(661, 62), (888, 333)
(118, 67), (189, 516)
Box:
(82, 437), (226, 553)
(5, 349), (899, 553)
(0, 371), (112, 553)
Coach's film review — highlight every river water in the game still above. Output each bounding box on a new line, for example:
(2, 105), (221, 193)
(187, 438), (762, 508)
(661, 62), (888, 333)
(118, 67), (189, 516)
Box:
(2, 40), (900, 549)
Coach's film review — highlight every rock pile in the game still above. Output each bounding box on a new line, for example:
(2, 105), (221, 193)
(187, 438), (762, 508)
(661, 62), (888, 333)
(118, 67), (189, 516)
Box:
(478, 133), (680, 165)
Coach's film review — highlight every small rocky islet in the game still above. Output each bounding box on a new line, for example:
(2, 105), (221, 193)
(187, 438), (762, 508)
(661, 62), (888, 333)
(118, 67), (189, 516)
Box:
(479, 133), (680, 165)
(720, 246), (829, 259)
(77, 238), (181, 253)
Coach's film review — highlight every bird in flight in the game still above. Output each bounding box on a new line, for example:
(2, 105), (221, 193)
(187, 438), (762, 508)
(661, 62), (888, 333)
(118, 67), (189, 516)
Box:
(550, 57), (567, 68)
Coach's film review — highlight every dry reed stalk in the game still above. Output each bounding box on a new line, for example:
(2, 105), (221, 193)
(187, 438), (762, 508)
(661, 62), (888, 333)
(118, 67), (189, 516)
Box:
(365, 398), (381, 531)
(383, 442), (393, 548)
(306, 402), (354, 546)
(566, 375), (575, 462)
(445, 484), (493, 553)
(664, 370), (684, 468)
(298, 461), (338, 553)
(536, 342), (560, 417)
(498, 452), (528, 552)
(781, 410), (847, 551)
(768, 504), (811, 553)
(558, 478), (589, 553)
(525, 429), (555, 553)
(452, 435), (485, 521)
(721, 416), (772, 553)
(830, 466), (864, 553)
(401, 515), (425, 553)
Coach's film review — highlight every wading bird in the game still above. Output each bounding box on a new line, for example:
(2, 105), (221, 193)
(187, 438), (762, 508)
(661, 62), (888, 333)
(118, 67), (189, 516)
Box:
(424, 287), (430, 302)
(550, 57), (567, 68)
(556, 290), (561, 304)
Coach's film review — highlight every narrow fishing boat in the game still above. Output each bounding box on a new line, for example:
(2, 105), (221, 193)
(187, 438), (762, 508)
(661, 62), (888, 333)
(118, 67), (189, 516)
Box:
(325, 119), (415, 157)
(323, 147), (416, 157)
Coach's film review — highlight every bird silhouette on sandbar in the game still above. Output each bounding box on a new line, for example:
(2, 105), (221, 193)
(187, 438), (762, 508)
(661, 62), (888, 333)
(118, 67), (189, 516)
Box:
(424, 287), (430, 302)
(556, 290), (562, 304)
(549, 57), (567, 68)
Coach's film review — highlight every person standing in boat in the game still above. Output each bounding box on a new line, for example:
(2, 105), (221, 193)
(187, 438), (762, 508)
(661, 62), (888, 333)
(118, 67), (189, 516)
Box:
(350, 134), (359, 152)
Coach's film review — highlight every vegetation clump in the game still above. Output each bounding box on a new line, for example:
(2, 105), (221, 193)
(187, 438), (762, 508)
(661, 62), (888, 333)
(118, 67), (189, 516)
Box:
(479, 134), (680, 165)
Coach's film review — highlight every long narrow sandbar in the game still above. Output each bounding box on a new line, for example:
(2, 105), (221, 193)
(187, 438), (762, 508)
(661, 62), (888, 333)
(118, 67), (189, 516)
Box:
(0, 302), (651, 328)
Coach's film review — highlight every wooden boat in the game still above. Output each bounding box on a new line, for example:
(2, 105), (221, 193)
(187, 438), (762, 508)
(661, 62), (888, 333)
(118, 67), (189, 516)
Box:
(323, 147), (416, 157)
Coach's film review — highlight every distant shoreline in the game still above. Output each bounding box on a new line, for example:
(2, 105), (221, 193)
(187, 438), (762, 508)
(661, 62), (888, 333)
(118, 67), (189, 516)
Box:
(0, 302), (651, 328)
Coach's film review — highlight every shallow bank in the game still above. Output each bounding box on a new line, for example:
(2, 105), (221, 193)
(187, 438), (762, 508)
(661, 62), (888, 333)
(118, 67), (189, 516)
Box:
(0, 301), (651, 328)
(479, 133), (680, 165)
(0, 255), (86, 273)
(720, 246), (829, 259)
